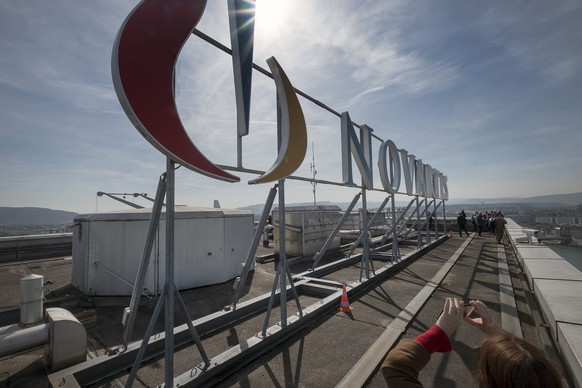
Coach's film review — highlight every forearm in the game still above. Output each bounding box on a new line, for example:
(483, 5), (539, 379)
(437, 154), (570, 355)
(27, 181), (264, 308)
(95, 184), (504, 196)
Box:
(382, 340), (431, 388)
(382, 325), (452, 387)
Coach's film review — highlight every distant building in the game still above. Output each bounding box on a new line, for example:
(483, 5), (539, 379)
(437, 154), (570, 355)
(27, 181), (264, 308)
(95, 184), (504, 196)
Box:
(536, 216), (582, 225)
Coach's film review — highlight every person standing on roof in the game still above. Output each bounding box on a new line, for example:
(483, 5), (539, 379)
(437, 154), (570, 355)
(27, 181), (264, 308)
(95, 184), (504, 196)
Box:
(494, 212), (507, 244)
(457, 210), (468, 237)
(475, 211), (485, 236)
(489, 212), (496, 235)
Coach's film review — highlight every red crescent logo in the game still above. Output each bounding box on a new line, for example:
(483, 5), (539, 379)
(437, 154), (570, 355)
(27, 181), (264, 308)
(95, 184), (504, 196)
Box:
(112, 0), (240, 182)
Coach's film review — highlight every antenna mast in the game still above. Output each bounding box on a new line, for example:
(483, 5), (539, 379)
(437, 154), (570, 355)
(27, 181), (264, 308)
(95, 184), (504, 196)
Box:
(310, 142), (317, 206)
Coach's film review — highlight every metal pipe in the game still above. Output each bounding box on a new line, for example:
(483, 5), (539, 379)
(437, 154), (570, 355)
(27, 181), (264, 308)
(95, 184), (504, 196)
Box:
(96, 192), (144, 209)
(165, 158), (175, 387)
(126, 287), (166, 387)
(349, 195), (389, 255)
(0, 323), (50, 358)
(278, 178), (287, 327)
(416, 196), (422, 249)
(434, 199), (439, 239)
(380, 197), (415, 245)
(390, 193), (399, 263)
(312, 192), (361, 269)
(443, 200), (447, 236)
(123, 173), (167, 346)
(231, 185), (278, 308)
(360, 189), (370, 280)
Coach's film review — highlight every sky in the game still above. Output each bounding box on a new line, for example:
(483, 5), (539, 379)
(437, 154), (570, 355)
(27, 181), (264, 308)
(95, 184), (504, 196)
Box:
(1, 0), (581, 214)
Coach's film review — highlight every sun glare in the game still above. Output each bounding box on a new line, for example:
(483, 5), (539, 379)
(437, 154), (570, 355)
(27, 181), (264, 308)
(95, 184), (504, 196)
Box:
(254, 0), (285, 36)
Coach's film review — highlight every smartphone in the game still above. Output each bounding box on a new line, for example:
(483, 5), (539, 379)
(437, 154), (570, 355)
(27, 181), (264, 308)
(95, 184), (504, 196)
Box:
(464, 302), (475, 317)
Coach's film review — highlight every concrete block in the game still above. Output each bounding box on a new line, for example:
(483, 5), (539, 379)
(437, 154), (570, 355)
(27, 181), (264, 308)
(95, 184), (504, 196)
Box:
(517, 246), (563, 259)
(534, 279), (582, 341)
(522, 259), (582, 291)
(557, 322), (582, 388)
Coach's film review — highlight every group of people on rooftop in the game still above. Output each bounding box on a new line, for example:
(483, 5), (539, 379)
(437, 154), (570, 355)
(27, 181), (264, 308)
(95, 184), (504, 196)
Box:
(381, 210), (565, 386)
(457, 210), (507, 243)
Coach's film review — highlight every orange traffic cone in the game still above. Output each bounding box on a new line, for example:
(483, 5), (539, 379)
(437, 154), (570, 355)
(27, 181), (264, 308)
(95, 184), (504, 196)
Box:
(339, 284), (353, 312)
(448, 229), (453, 238)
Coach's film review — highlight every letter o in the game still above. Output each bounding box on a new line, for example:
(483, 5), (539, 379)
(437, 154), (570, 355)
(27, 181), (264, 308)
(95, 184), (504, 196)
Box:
(378, 140), (401, 193)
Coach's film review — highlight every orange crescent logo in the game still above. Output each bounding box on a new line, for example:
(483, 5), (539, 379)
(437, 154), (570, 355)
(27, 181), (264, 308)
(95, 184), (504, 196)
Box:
(250, 57), (307, 184)
(112, 0), (240, 183)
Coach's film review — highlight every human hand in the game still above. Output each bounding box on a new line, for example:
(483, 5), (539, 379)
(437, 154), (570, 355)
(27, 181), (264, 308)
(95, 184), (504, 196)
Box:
(464, 300), (503, 336)
(436, 297), (465, 337)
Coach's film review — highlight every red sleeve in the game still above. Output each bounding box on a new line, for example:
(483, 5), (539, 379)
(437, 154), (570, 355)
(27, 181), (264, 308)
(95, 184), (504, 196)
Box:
(413, 324), (452, 353)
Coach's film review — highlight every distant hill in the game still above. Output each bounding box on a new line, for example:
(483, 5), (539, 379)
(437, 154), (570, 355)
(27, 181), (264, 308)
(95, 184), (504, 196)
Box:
(0, 207), (78, 225)
(4, 192), (580, 224)
(519, 192), (582, 205)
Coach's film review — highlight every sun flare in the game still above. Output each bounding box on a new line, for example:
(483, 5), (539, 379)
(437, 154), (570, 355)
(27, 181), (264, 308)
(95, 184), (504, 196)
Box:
(254, 0), (286, 36)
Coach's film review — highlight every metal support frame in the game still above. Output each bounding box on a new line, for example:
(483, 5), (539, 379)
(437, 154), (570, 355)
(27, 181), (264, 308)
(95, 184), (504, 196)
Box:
(403, 203), (420, 241)
(417, 198), (430, 244)
(123, 173), (167, 347)
(431, 199), (444, 240)
(96, 191), (145, 209)
(347, 195), (390, 258)
(392, 198), (425, 244)
(390, 193), (400, 263)
(311, 192), (361, 270)
(262, 179), (303, 336)
(415, 197), (422, 249)
(433, 199), (439, 239)
(260, 92), (302, 336)
(49, 233), (448, 387)
(442, 200), (447, 236)
(125, 159), (209, 387)
(379, 197), (415, 246)
(425, 198), (434, 244)
(133, 192), (164, 205)
(164, 161), (175, 387)
(418, 200), (430, 233)
(230, 184), (278, 308)
(359, 189), (372, 281)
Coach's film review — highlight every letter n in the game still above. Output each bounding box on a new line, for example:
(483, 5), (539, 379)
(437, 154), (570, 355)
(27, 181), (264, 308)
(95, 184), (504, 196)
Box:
(341, 112), (373, 189)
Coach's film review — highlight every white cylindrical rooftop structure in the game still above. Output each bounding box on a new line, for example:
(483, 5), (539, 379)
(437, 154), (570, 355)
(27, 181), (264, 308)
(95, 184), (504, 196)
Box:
(20, 274), (44, 325)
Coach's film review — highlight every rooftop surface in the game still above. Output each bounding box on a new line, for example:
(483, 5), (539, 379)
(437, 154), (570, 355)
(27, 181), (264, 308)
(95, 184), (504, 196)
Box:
(0, 228), (574, 387)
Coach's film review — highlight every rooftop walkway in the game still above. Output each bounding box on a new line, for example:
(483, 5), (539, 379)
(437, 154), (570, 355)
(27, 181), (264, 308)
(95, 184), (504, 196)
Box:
(0, 222), (577, 387)
(217, 226), (572, 387)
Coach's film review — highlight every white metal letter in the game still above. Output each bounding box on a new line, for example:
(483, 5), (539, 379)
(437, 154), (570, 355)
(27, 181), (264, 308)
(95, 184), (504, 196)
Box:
(340, 112), (374, 189)
(415, 159), (426, 197)
(378, 140), (401, 193)
(399, 149), (416, 195)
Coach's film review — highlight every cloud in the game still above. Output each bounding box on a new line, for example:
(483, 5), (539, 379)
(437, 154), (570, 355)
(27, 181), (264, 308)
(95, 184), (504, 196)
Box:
(1, 0), (581, 213)
(479, 2), (582, 84)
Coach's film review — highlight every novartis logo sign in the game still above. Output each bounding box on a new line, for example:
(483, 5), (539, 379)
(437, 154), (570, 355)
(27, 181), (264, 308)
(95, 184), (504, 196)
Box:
(112, 0), (447, 200)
